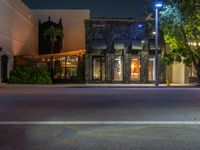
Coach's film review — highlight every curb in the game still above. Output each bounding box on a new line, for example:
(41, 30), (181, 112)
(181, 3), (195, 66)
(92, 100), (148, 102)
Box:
(0, 84), (198, 89)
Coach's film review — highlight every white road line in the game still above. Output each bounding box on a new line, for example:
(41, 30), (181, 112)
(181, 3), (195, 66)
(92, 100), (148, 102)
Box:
(0, 121), (200, 125)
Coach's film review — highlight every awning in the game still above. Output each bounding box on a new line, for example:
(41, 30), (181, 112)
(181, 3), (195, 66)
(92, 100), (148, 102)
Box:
(132, 40), (142, 50)
(37, 49), (86, 57)
(149, 40), (155, 50)
(92, 40), (107, 50)
(149, 39), (161, 50)
(114, 40), (125, 50)
(20, 49), (86, 60)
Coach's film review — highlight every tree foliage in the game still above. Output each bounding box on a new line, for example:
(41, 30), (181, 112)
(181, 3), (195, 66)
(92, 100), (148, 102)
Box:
(159, 0), (200, 81)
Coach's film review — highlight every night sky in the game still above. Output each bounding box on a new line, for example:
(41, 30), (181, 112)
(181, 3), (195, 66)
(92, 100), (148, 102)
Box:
(22, 0), (150, 18)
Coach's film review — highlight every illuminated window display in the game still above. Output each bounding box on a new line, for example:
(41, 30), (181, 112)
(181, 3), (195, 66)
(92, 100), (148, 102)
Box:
(148, 58), (156, 81)
(114, 56), (123, 81)
(131, 56), (140, 81)
(54, 56), (79, 80)
(93, 57), (102, 80)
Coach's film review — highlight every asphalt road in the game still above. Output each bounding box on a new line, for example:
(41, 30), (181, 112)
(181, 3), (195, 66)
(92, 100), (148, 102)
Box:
(0, 87), (200, 121)
(0, 87), (200, 150)
(1, 124), (200, 150)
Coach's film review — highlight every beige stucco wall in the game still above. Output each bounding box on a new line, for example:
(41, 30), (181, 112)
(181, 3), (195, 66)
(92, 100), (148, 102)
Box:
(33, 9), (90, 51)
(170, 62), (189, 84)
(165, 45), (190, 84)
(0, 0), (38, 83)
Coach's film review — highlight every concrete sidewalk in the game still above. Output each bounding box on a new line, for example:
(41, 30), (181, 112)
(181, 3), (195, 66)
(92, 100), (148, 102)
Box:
(0, 83), (198, 88)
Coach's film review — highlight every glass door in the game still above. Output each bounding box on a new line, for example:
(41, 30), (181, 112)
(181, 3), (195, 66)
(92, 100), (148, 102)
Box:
(148, 58), (156, 81)
(93, 57), (102, 81)
(131, 56), (140, 81)
(114, 56), (123, 81)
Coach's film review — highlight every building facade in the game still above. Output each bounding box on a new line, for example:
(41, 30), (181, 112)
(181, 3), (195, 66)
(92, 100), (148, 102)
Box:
(38, 17), (64, 54)
(0, 0), (38, 83)
(85, 19), (166, 83)
(33, 9), (90, 51)
(0, 0), (90, 83)
(0, 0), (197, 84)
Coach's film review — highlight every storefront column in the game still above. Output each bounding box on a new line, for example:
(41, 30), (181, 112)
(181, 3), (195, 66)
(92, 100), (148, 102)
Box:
(105, 53), (114, 83)
(85, 54), (92, 83)
(124, 53), (132, 83)
(140, 41), (149, 83)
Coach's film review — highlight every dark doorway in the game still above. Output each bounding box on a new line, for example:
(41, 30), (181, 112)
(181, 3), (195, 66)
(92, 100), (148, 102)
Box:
(1, 55), (8, 83)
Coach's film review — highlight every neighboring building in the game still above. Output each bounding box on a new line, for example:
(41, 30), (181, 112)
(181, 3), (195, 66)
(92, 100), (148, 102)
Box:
(0, 0), (90, 83)
(38, 17), (64, 54)
(33, 9), (90, 51)
(85, 18), (166, 83)
(0, 0), (38, 83)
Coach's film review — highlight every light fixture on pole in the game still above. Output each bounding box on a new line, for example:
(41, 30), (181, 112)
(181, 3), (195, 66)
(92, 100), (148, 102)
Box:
(154, 1), (163, 86)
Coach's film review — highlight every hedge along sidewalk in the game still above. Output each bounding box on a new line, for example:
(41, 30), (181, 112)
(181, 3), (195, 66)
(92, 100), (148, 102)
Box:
(0, 83), (197, 88)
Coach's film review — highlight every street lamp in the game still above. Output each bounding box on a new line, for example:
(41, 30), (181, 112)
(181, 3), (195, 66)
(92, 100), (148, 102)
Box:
(154, 1), (163, 86)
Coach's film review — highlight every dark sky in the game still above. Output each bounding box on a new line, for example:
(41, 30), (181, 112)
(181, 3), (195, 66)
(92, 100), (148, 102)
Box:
(22, 0), (149, 18)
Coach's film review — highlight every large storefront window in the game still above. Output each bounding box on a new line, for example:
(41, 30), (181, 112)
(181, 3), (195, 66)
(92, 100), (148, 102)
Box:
(131, 56), (140, 81)
(54, 56), (79, 80)
(148, 57), (156, 81)
(93, 57), (102, 80)
(114, 56), (123, 81)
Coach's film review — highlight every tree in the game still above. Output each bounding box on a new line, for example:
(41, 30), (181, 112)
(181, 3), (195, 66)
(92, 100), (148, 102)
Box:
(43, 26), (64, 54)
(159, 0), (200, 82)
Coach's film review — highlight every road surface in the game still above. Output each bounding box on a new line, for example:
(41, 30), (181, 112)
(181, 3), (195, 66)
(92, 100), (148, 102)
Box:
(0, 87), (200, 150)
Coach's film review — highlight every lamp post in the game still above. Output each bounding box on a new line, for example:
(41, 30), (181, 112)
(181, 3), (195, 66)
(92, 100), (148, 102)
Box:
(155, 2), (163, 86)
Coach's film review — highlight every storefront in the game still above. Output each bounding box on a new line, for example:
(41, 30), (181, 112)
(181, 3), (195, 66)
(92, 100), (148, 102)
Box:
(85, 19), (166, 83)
(15, 50), (85, 83)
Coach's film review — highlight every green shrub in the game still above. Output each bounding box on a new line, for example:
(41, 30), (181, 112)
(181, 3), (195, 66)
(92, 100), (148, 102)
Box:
(9, 66), (52, 84)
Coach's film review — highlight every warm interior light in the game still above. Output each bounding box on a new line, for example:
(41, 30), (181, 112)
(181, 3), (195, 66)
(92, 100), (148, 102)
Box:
(188, 42), (200, 47)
